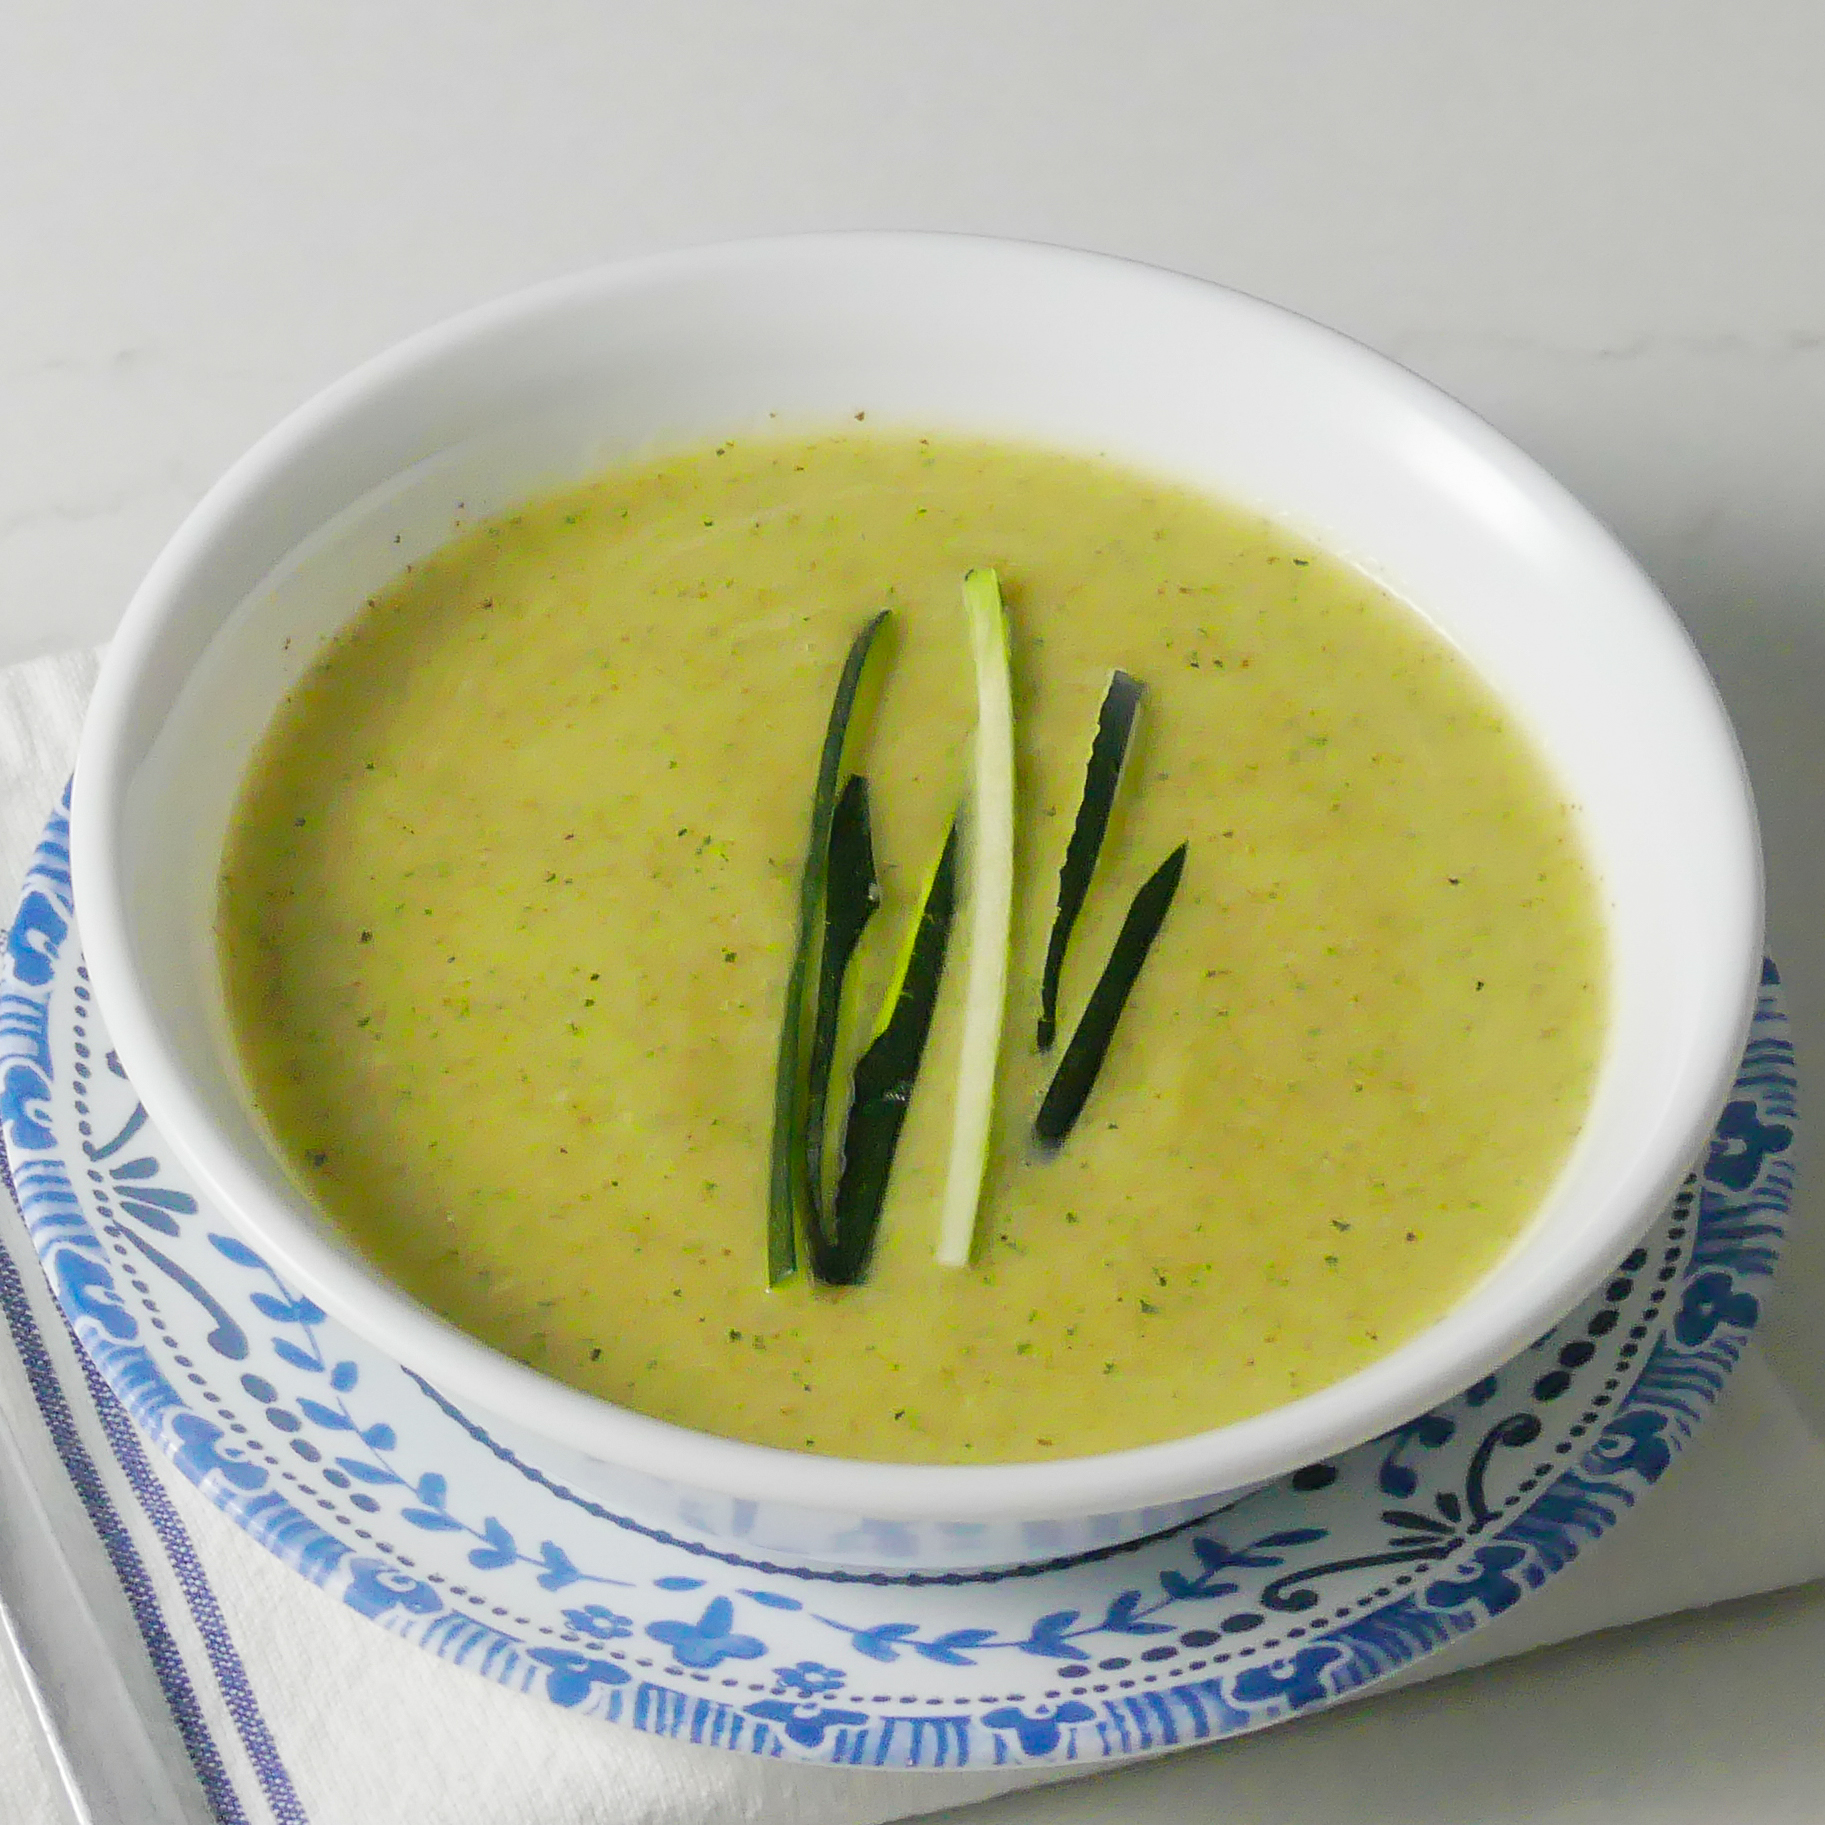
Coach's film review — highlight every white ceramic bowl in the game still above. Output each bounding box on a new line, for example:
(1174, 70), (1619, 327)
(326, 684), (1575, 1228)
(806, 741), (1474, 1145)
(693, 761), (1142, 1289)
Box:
(71, 233), (1762, 1570)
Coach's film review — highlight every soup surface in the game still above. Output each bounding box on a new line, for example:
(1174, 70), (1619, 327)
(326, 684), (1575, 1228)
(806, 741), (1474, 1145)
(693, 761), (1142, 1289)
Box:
(219, 431), (1604, 1462)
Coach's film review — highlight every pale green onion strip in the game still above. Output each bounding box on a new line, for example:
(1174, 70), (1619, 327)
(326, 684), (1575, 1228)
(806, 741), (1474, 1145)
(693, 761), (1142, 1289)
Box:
(937, 567), (1015, 1268)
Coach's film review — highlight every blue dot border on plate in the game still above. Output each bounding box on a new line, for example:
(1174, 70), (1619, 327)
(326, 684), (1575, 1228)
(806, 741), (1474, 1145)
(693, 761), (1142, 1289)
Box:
(0, 788), (1798, 1769)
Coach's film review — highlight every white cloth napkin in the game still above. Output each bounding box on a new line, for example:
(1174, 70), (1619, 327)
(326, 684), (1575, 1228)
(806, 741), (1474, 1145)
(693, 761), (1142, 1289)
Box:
(2, 646), (1823, 1825)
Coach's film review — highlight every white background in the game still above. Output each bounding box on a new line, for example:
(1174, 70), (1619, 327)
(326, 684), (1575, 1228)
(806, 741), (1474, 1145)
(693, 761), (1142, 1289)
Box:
(4, 5), (1823, 1817)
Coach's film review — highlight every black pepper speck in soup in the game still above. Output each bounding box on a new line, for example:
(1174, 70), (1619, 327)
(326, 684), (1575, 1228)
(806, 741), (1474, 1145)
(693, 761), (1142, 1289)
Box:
(218, 432), (1604, 1462)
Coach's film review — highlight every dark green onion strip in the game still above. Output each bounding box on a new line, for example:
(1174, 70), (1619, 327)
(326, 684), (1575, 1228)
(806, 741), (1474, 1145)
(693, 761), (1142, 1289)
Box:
(767, 609), (892, 1285)
(816, 819), (960, 1285)
(1037, 669), (1144, 1052)
(1034, 841), (1189, 1151)
(802, 773), (881, 1245)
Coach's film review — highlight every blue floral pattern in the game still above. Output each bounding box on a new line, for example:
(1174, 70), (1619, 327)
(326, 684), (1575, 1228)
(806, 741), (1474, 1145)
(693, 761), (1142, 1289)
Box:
(1673, 1271), (1760, 1347)
(343, 1559), (444, 1621)
(646, 1596), (768, 1668)
(0, 792), (1796, 1769)
(561, 1604), (633, 1640)
(527, 1648), (631, 1707)
(980, 1702), (1098, 1756)
(1584, 1411), (1675, 1484)
(1228, 1646), (1345, 1712)
(771, 1660), (847, 1696)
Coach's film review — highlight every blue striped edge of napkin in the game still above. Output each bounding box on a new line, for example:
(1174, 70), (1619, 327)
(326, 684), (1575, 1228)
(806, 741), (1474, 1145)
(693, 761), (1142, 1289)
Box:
(0, 1137), (309, 1825)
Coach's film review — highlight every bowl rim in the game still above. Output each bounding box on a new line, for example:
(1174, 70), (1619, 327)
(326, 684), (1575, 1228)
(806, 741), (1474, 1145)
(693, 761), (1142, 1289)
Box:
(70, 229), (1765, 1523)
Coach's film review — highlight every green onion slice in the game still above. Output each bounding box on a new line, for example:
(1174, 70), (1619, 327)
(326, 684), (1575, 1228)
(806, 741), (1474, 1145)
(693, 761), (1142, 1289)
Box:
(767, 608), (892, 1285)
(937, 568), (1015, 1268)
(803, 773), (881, 1242)
(1034, 841), (1188, 1151)
(1037, 669), (1144, 1052)
(817, 819), (960, 1285)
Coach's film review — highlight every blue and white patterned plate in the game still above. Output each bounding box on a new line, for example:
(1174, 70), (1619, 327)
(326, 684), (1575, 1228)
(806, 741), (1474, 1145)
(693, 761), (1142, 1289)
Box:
(0, 792), (1797, 1771)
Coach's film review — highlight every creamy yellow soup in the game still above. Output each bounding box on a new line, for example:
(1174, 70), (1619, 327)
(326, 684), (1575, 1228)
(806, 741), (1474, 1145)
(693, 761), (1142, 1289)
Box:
(218, 432), (1603, 1463)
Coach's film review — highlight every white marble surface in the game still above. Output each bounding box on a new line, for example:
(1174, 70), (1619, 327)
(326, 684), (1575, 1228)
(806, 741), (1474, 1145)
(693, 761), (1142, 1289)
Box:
(4, 3), (1824, 1817)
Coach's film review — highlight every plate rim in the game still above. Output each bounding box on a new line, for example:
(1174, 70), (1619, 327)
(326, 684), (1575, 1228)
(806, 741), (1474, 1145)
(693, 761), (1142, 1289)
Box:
(1, 789), (1797, 1770)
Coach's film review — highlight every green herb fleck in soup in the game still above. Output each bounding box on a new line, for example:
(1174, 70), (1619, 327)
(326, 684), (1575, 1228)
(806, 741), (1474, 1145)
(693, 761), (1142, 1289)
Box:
(218, 431), (1605, 1463)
